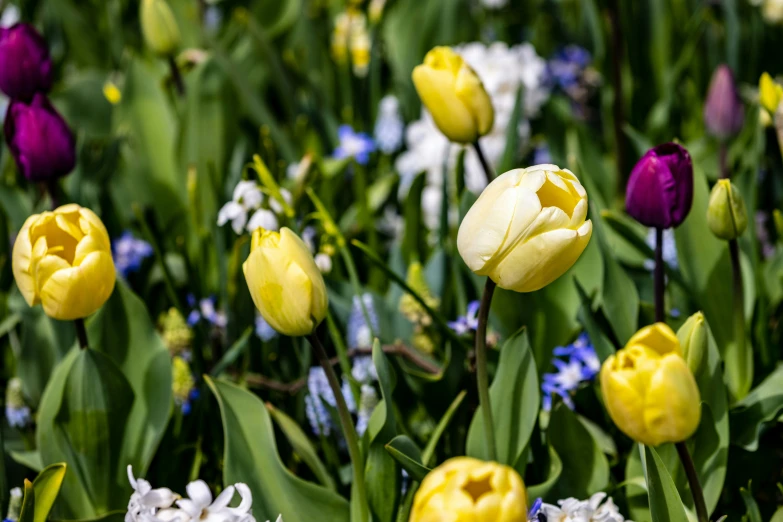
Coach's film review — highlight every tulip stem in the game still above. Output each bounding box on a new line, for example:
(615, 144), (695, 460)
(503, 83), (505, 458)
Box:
(607, 0), (627, 188)
(728, 236), (747, 397)
(675, 442), (709, 522)
(74, 319), (89, 350)
(168, 56), (185, 97)
(45, 180), (61, 209)
(473, 141), (494, 185)
(476, 277), (497, 461)
(654, 227), (665, 323)
(307, 331), (368, 522)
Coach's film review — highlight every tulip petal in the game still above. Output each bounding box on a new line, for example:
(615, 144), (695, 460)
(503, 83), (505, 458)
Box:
(626, 322), (681, 356)
(11, 215), (38, 306)
(600, 360), (650, 445)
(643, 354), (701, 446)
(412, 65), (477, 143)
(455, 63), (494, 136)
(39, 250), (116, 320)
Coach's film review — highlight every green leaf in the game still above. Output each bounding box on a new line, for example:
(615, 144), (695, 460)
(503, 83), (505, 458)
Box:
(365, 341), (400, 522)
(211, 328), (253, 377)
(467, 328), (539, 468)
(642, 446), (690, 522)
(575, 280), (616, 362)
(740, 485), (762, 522)
(421, 391), (466, 465)
(547, 403), (609, 499)
(18, 480), (34, 522)
(526, 444), (563, 501)
(401, 172), (427, 264)
(11, 451), (43, 473)
(88, 281), (173, 476)
(50, 511), (126, 522)
(730, 364), (783, 451)
(32, 463), (67, 522)
(384, 436), (429, 482)
(266, 403), (336, 491)
(206, 377), (350, 522)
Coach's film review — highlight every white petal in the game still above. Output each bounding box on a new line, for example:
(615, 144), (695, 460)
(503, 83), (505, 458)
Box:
(218, 202), (244, 226)
(209, 485), (236, 512)
(246, 209), (279, 232)
(141, 488), (178, 508)
(230, 484), (253, 515)
(185, 480), (213, 508)
(175, 499), (201, 519)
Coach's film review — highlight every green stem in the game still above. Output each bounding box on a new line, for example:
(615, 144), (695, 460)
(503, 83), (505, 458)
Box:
(729, 237), (747, 397)
(472, 141), (494, 185)
(74, 319), (89, 350)
(307, 332), (368, 522)
(675, 442), (709, 522)
(476, 278), (497, 461)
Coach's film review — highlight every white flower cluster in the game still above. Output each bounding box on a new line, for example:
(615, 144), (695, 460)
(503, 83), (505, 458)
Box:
(217, 181), (291, 235)
(396, 41), (549, 230)
(754, 0), (783, 24)
(541, 493), (631, 522)
(126, 466), (256, 522)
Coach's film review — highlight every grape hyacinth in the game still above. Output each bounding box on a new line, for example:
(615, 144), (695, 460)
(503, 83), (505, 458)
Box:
(304, 366), (356, 437)
(347, 293), (379, 349)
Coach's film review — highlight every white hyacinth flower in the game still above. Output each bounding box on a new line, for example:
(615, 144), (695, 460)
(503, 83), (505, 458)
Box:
(218, 181), (264, 234)
(246, 209), (279, 233)
(314, 253), (333, 274)
(175, 480), (255, 522)
(126, 466), (179, 522)
(540, 492), (630, 522)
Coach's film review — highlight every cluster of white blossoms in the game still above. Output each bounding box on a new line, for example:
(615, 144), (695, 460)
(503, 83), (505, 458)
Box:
(540, 493), (631, 522)
(125, 466), (267, 522)
(750, 0), (783, 24)
(396, 41), (549, 230)
(217, 181), (291, 235)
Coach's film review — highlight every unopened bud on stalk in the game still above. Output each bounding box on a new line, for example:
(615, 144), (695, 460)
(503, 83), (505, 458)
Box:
(677, 312), (708, 377)
(707, 179), (747, 240)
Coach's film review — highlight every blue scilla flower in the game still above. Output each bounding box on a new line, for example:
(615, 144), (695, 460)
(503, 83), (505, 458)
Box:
(541, 381), (575, 412)
(448, 301), (480, 335)
(542, 332), (598, 412)
(547, 45), (592, 90)
(305, 367), (356, 437)
(112, 231), (153, 277)
(186, 295), (227, 328)
(553, 333), (600, 381)
(255, 315), (279, 342)
(347, 294), (379, 349)
(333, 125), (375, 166)
(528, 498), (543, 521)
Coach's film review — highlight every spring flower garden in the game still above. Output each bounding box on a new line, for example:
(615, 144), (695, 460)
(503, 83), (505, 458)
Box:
(4, 0), (783, 520)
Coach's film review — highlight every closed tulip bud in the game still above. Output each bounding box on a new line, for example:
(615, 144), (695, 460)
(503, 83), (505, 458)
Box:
(704, 65), (745, 141)
(412, 46), (494, 144)
(411, 457), (527, 522)
(140, 0), (181, 56)
(243, 227), (328, 337)
(12, 204), (116, 320)
(0, 24), (52, 102)
(600, 323), (701, 446)
(759, 72), (783, 115)
(457, 164), (592, 292)
(626, 143), (693, 229)
(707, 179), (747, 240)
(676, 312), (708, 376)
(4, 93), (76, 182)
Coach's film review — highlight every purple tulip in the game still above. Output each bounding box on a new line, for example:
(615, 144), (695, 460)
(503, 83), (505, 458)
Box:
(0, 24), (52, 102)
(4, 93), (76, 182)
(704, 64), (745, 141)
(626, 143), (693, 229)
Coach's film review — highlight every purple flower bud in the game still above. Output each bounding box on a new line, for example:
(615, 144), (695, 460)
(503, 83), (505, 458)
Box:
(626, 143), (693, 229)
(4, 93), (76, 181)
(0, 24), (52, 102)
(704, 64), (745, 141)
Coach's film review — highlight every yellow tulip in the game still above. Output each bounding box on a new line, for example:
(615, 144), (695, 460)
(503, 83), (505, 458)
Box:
(140, 0), (181, 56)
(457, 164), (592, 292)
(411, 457), (527, 522)
(412, 46), (494, 144)
(600, 323), (701, 447)
(12, 204), (116, 320)
(243, 227), (328, 337)
(760, 72), (783, 115)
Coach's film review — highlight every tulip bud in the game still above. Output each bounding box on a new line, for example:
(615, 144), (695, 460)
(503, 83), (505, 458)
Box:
(12, 204), (116, 320)
(410, 457), (527, 522)
(760, 72), (783, 115)
(0, 24), (52, 102)
(412, 46), (494, 144)
(626, 143), (693, 229)
(140, 0), (181, 56)
(4, 93), (76, 182)
(676, 312), (708, 376)
(457, 164), (592, 292)
(706, 179), (747, 240)
(600, 323), (701, 446)
(243, 227), (328, 337)
(704, 65), (745, 141)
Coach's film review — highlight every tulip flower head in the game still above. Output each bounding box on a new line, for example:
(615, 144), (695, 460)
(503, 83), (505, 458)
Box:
(412, 46), (494, 143)
(0, 24), (52, 101)
(12, 204), (116, 320)
(625, 143), (693, 229)
(140, 0), (181, 56)
(410, 457), (527, 522)
(760, 72), (783, 115)
(707, 179), (748, 240)
(243, 227), (328, 337)
(600, 323), (701, 447)
(4, 93), (76, 182)
(704, 65), (745, 141)
(457, 164), (592, 292)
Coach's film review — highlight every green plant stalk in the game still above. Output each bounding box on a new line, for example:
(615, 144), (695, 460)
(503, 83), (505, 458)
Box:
(74, 319), (89, 350)
(472, 141), (494, 185)
(675, 442), (709, 522)
(476, 278), (497, 461)
(728, 237), (747, 399)
(307, 332), (368, 522)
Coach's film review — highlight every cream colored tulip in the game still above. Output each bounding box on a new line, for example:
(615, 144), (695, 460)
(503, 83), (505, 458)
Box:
(457, 164), (592, 292)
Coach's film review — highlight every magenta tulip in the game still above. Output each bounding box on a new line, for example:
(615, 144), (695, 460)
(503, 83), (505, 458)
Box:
(0, 24), (52, 102)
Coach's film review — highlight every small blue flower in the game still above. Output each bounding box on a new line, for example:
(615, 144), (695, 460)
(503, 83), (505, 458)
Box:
(542, 332), (597, 411)
(448, 301), (480, 335)
(112, 231), (153, 277)
(532, 144), (552, 165)
(255, 315), (279, 342)
(528, 498), (543, 521)
(374, 95), (404, 154)
(347, 294), (379, 349)
(333, 125), (375, 166)
(186, 296), (227, 328)
(5, 405), (30, 429)
(351, 355), (377, 384)
(547, 45), (592, 90)
(541, 381), (575, 412)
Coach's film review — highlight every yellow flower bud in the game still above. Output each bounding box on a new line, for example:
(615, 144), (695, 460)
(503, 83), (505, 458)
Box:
(411, 457), (527, 522)
(600, 323), (701, 447)
(140, 0), (181, 56)
(676, 311), (708, 377)
(12, 204), (116, 320)
(706, 179), (748, 240)
(412, 47), (494, 144)
(457, 164), (592, 292)
(243, 227), (328, 337)
(760, 72), (783, 115)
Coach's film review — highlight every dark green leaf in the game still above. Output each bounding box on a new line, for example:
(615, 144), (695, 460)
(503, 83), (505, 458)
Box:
(642, 446), (689, 522)
(32, 463), (67, 522)
(384, 436), (429, 482)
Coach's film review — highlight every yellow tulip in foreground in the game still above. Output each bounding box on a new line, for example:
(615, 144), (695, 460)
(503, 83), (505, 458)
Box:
(412, 46), (494, 143)
(457, 164), (592, 292)
(12, 204), (116, 320)
(600, 323), (701, 447)
(410, 457), (527, 522)
(243, 227), (328, 337)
